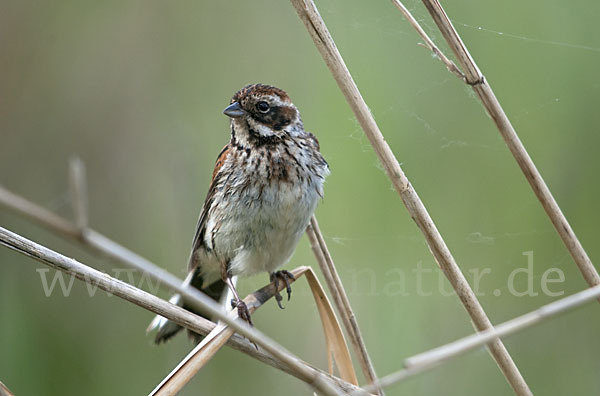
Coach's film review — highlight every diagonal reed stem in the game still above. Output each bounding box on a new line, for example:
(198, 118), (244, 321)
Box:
(307, 216), (382, 395)
(151, 266), (359, 395)
(410, 0), (599, 289)
(0, 226), (357, 396)
(0, 382), (15, 396)
(289, 0), (532, 394)
(0, 184), (188, 300)
(356, 282), (600, 394)
(1, 173), (364, 393)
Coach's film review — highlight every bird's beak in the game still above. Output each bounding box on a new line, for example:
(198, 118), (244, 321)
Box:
(223, 102), (245, 118)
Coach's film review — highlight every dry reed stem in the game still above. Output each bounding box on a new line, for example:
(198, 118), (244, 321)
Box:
(391, 0), (464, 81)
(0, 226), (357, 396)
(405, 0), (600, 289)
(0, 178), (365, 393)
(151, 279), (241, 396)
(289, 0), (531, 394)
(307, 216), (381, 395)
(0, 382), (15, 396)
(301, 266), (359, 384)
(0, 184), (217, 321)
(151, 266), (358, 395)
(1, 169), (367, 393)
(355, 282), (600, 394)
(151, 321), (233, 396)
(0, 185), (79, 238)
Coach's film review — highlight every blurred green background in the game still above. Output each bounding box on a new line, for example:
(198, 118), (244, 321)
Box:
(2, 0), (600, 395)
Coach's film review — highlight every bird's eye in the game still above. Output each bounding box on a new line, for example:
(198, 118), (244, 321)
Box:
(257, 101), (270, 113)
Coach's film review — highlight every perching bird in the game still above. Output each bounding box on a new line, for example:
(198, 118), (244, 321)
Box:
(149, 84), (329, 343)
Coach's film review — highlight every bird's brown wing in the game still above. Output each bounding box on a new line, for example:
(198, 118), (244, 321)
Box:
(166, 143), (232, 343)
(188, 143), (232, 273)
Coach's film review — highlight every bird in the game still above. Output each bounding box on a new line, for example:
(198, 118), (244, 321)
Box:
(149, 83), (329, 343)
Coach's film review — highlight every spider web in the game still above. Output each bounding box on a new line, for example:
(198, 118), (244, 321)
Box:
(314, 0), (600, 280)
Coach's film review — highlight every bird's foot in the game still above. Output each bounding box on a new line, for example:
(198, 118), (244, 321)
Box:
(270, 270), (295, 309)
(231, 299), (253, 327)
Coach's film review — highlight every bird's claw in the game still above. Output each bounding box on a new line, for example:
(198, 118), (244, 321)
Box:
(270, 270), (295, 309)
(231, 299), (253, 327)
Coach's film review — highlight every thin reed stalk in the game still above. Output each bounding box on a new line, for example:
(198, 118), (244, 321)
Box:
(288, 1), (532, 394)
(307, 216), (381, 395)
(152, 266), (359, 395)
(1, 168), (366, 394)
(0, 226), (358, 396)
(356, 282), (600, 394)
(0, 184), (210, 318)
(396, 0), (600, 289)
(0, 382), (15, 396)
(7, 219), (595, 394)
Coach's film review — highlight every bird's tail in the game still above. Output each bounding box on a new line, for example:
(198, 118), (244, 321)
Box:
(147, 270), (227, 344)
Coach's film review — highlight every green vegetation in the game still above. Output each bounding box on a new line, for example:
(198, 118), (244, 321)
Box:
(1, 1), (599, 395)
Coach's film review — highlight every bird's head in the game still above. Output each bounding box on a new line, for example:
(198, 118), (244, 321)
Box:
(223, 84), (301, 145)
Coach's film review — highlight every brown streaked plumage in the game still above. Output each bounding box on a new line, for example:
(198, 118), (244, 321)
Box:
(149, 84), (329, 343)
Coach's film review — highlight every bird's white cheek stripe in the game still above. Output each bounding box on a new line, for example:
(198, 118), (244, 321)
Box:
(247, 117), (277, 137)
